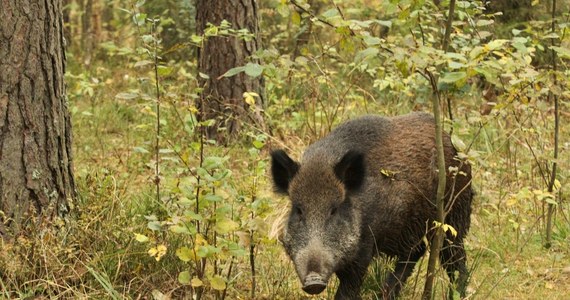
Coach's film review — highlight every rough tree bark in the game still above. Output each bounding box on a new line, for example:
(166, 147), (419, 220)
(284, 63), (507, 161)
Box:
(196, 0), (265, 144)
(0, 0), (75, 239)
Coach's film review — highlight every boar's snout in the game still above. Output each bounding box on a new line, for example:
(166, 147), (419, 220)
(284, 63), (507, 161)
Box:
(302, 272), (327, 294)
(293, 240), (334, 295)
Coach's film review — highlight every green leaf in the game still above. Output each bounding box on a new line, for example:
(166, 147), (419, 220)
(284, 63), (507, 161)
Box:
(545, 198), (558, 205)
(196, 246), (209, 258)
(210, 275), (227, 291)
(134, 60), (153, 68)
(374, 20), (392, 28)
(215, 218), (239, 234)
(276, 3), (289, 17)
(203, 156), (225, 170)
(147, 220), (162, 231)
(542, 32), (559, 39)
(550, 46), (570, 59)
(178, 271), (191, 284)
(133, 146), (149, 154)
(151, 290), (167, 300)
(184, 211), (203, 221)
(221, 66), (245, 78)
(448, 61), (465, 69)
(444, 52), (467, 62)
(457, 1), (471, 8)
(115, 92), (139, 100)
(439, 72), (467, 84)
(321, 8), (339, 19)
(469, 46), (485, 60)
(191, 34), (203, 44)
(133, 13), (147, 26)
(244, 63), (264, 77)
(157, 66), (172, 76)
(487, 39), (509, 50)
(476, 19), (494, 27)
(355, 47), (379, 62)
(252, 140), (264, 149)
(196, 245), (220, 258)
(203, 194), (223, 202)
(170, 224), (195, 235)
(176, 246), (194, 262)
(363, 36), (381, 46)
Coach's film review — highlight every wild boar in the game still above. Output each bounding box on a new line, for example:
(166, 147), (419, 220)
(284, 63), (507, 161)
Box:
(271, 112), (473, 299)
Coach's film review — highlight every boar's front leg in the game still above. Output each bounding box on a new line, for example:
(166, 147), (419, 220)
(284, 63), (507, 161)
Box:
(382, 250), (424, 299)
(334, 247), (374, 300)
(334, 262), (369, 300)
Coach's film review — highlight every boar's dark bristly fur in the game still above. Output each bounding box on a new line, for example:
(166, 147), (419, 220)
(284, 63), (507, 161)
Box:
(271, 112), (473, 300)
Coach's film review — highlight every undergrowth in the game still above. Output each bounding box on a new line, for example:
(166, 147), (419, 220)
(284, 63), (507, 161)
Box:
(2, 1), (569, 299)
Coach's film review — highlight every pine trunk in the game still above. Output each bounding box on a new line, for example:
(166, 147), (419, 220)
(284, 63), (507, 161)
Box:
(196, 0), (265, 144)
(0, 0), (75, 239)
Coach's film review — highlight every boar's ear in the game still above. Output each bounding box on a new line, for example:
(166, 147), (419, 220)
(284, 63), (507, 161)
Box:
(334, 150), (365, 192)
(271, 150), (300, 194)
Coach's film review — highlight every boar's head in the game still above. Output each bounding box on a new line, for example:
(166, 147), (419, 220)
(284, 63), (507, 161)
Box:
(271, 149), (365, 295)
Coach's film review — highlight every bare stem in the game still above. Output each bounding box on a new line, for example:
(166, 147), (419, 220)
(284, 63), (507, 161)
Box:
(545, 0), (559, 248)
(153, 22), (161, 204)
(422, 69), (447, 300)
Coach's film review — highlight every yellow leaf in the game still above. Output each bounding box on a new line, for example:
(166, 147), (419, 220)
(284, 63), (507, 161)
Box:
(195, 234), (207, 246)
(188, 105), (198, 114)
(191, 277), (203, 287)
(442, 224), (458, 237)
(134, 233), (149, 243)
(506, 196), (517, 206)
(292, 11), (301, 26)
(236, 231), (251, 248)
(243, 92), (259, 109)
(148, 244), (168, 261)
(380, 168), (399, 178)
(554, 179), (561, 191)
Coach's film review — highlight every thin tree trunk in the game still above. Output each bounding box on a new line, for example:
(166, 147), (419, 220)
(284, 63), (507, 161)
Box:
(196, 0), (265, 144)
(81, 0), (93, 64)
(423, 0), (456, 298)
(0, 0), (75, 240)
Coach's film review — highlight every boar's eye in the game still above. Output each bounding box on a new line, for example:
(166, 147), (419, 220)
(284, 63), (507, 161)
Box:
(330, 207), (337, 216)
(293, 206), (303, 217)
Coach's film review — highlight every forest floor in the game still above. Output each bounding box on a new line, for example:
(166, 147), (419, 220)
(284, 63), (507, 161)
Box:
(1, 68), (569, 300)
(63, 90), (570, 299)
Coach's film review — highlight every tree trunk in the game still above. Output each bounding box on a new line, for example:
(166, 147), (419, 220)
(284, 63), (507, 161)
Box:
(80, 0), (94, 64)
(0, 0), (75, 240)
(486, 0), (533, 23)
(196, 0), (265, 144)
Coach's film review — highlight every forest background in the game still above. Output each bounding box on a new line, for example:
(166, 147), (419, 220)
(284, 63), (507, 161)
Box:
(1, 0), (569, 299)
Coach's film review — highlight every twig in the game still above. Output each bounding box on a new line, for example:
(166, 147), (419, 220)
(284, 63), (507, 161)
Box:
(152, 21), (161, 204)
